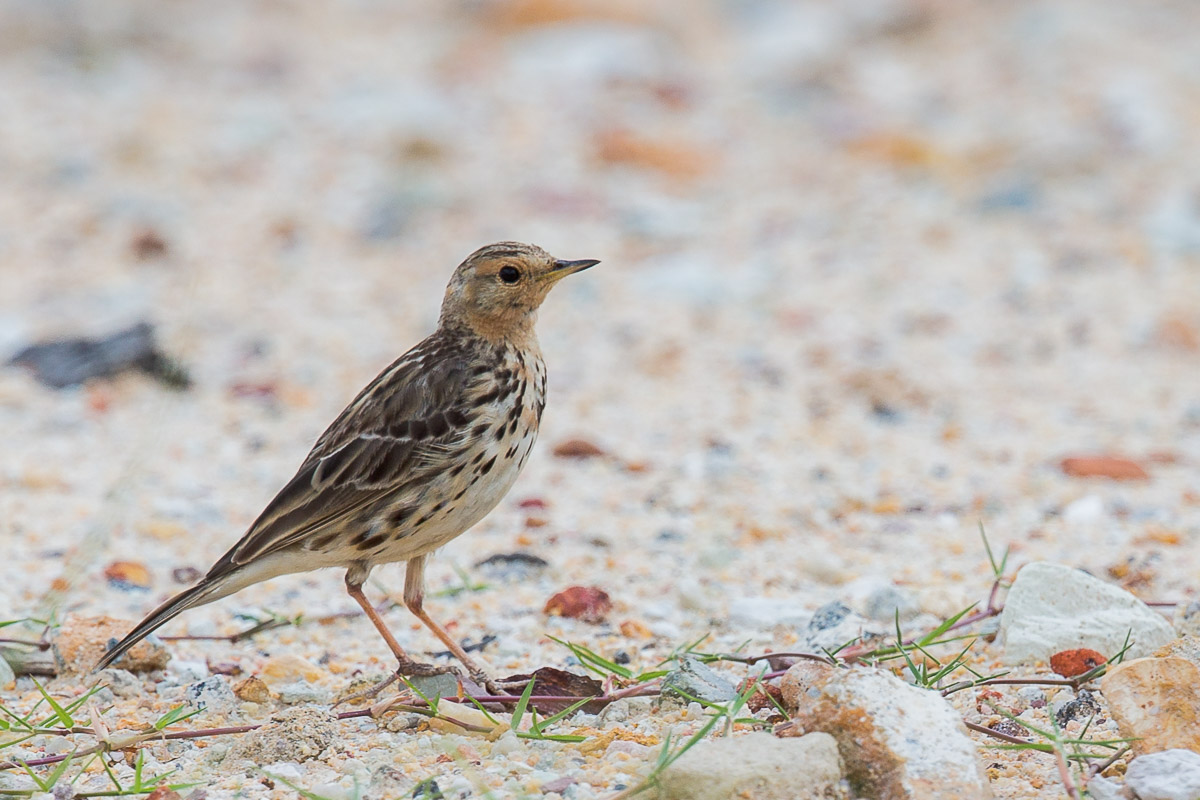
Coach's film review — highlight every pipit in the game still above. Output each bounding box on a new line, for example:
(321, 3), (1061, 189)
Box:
(95, 242), (598, 691)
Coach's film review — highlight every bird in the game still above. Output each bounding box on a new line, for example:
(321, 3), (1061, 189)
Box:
(95, 242), (599, 693)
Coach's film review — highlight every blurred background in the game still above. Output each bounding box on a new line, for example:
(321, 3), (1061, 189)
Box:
(2, 0), (1199, 645)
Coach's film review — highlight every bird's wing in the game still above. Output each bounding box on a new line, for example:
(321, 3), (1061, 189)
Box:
(207, 338), (480, 574)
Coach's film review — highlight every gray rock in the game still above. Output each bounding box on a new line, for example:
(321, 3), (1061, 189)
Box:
(0, 655), (15, 688)
(728, 597), (813, 629)
(662, 657), (737, 704)
(656, 731), (847, 800)
(406, 672), (461, 701)
(1084, 775), (1129, 800)
(95, 668), (143, 699)
(185, 676), (239, 716)
(863, 585), (921, 622)
(225, 706), (337, 764)
(274, 681), (333, 705)
(1125, 749), (1200, 800)
(998, 562), (1175, 664)
(1053, 689), (1101, 727)
(1175, 600), (1200, 637)
(801, 601), (885, 653)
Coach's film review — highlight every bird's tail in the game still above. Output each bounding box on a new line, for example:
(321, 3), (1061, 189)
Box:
(93, 577), (230, 671)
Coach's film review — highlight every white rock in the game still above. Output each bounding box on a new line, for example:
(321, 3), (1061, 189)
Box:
(1125, 749), (1200, 800)
(0, 655), (15, 687)
(656, 731), (846, 800)
(1084, 775), (1127, 800)
(1063, 494), (1106, 525)
(728, 597), (812, 629)
(782, 662), (993, 799)
(998, 562), (1175, 664)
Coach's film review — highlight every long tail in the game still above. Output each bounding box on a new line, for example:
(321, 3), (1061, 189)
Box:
(93, 578), (230, 671)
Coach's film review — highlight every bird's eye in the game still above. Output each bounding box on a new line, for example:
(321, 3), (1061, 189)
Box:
(498, 266), (521, 284)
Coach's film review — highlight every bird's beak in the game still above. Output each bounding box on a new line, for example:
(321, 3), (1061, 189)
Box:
(548, 258), (600, 280)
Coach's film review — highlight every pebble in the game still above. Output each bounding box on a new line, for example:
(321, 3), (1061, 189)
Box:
(781, 661), (992, 799)
(225, 706), (338, 764)
(863, 584), (922, 622)
(233, 676), (272, 704)
(800, 601), (885, 653)
(1101, 656), (1200, 753)
(184, 675), (239, 717)
(1052, 688), (1101, 727)
(53, 615), (170, 674)
(407, 672), (462, 701)
(0, 654), (15, 688)
(1014, 686), (1046, 710)
(258, 654), (325, 685)
(1125, 749), (1200, 800)
(656, 731), (847, 800)
(662, 657), (737, 704)
(727, 596), (813, 629)
(998, 562), (1175, 664)
(1084, 776), (1127, 800)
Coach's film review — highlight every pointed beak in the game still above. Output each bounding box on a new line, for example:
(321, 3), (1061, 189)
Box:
(549, 258), (600, 280)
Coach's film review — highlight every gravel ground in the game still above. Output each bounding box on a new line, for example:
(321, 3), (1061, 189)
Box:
(2, 0), (1199, 797)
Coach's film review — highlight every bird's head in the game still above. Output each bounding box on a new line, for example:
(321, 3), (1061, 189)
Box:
(439, 241), (598, 341)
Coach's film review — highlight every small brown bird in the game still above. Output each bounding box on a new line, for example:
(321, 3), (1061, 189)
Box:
(95, 242), (598, 691)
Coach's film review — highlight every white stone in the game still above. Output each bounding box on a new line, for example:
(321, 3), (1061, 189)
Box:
(1125, 749), (1200, 800)
(0, 655), (15, 688)
(998, 562), (1175, 664)
(656, 731), (846, 800)
(1063, 494), (1106, 525)
(728, 597), (813, 629)
(783, 662), (993, 799)
(1083, 775), (1127, 800)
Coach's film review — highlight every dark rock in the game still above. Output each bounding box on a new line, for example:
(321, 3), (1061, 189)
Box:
(9, 322), (190, 389)
(1055, 688), (1102, 727)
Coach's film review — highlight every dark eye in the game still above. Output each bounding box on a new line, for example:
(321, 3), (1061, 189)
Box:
(498, 266), (521, 284)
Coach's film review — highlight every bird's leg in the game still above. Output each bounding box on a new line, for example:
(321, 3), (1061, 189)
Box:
(344, 570), (459, 683)
(403, 555), (503, 695)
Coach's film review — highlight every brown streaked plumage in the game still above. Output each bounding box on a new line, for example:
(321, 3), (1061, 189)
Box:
(95, 242), (598, 691)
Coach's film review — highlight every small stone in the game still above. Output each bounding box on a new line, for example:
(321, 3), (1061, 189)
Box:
(544, 586), (612, 623)
(1175, 601), (1200, 637)
(0, 654), (15, 688)
(275, 682), (332, 705)
(863, 585), (921, 622)
(1084, 776), (1129, 800)
(1049, 648), (1106, 678)
(54, 615), (169, 674)
(1053, 689), (1102, 727)
(801, 601), (884, 653)
(1014, 686), (1046, 710)
(998, 562), (1175, 664)
(131, 227), (169, 260)
(1125, 749), (1200, 800)
(1101, 656), (1200, 754)
(656, 731), (846, 800)
(662, 657), (737, 704)
(728, 597), (812, 629)
(233, 676), (271, 703)
(474, 552), (550, 582)
(184, 676), (238, 716)
(781, 662), (993, 799)
(258, 654), (325, 686)
(406, 672), (461, 701)
(225, 706), (337, 764)
(145, 787), (182, 800)
(103, 561), (153, 591)
(551, 438), (607, 459)
(1060, 456), (1149, 481)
